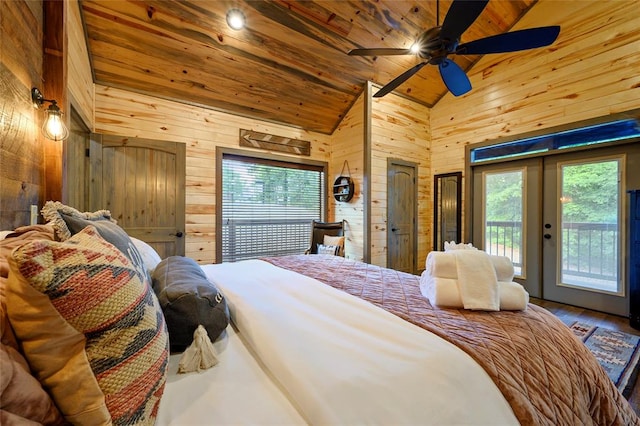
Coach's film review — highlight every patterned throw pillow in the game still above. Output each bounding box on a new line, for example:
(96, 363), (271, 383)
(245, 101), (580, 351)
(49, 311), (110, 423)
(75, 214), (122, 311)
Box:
(316, 243), (340, 255)
(41, 201), (152, 286)
(7, 226), (169, 425)
(323, 235), (345, 256)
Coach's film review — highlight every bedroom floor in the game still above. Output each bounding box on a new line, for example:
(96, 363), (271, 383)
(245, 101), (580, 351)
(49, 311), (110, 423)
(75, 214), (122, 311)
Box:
(531, 297), (640, 414)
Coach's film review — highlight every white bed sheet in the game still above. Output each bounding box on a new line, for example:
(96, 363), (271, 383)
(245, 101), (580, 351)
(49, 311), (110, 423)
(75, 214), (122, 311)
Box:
(156, 323), (306, 425)
(201, 260), (518, 425)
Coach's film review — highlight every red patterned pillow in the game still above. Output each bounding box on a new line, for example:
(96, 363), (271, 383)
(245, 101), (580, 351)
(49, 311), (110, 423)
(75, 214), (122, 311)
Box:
(7, 226), (169, 425)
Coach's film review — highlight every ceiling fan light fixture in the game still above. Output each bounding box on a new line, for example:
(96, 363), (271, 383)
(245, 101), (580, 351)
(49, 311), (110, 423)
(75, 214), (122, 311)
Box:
(226, 9), (246, 30)
(347, 0), (560, 98)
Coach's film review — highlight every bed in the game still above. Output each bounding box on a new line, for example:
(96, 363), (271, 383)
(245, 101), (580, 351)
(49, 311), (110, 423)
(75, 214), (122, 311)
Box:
(155, 255), (639, 426)
(1, 216), (638, 425)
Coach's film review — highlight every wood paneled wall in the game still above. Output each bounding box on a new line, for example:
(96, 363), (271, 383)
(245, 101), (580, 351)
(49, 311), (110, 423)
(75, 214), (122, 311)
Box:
(68, 0), (93, 129)
(330, 93), (365, 261)
(431, 0), (640, 240)
(0, 1), (43, 229)
(370, 92), (431, 269)
(93, 85), (331, 262)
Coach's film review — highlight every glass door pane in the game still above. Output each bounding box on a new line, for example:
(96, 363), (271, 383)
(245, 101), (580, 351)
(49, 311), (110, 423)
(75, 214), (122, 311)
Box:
(542, 142), (640, 316)
(484, 170), (524, 277)
(473, 158), (541, 297)
(558, 159), (621, 294)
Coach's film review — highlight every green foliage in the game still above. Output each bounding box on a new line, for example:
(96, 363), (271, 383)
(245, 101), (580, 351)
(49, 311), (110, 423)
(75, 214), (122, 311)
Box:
(485, 170), (522, 222)
(561, 161), (618, 223)
(222, 160), (322, 208)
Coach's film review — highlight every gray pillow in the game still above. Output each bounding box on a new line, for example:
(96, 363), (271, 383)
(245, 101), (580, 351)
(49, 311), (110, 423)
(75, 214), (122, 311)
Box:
(152, 256), (229, 351)
(41, 201), (150, 285)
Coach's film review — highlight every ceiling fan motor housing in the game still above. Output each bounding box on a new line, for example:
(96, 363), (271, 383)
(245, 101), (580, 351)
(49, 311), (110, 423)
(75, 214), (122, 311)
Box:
(415, 27), (454, 64)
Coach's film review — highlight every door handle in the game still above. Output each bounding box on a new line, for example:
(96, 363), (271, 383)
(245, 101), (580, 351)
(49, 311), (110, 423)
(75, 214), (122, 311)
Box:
(543, 233), (551, 239)
(173, 231), (184, 238)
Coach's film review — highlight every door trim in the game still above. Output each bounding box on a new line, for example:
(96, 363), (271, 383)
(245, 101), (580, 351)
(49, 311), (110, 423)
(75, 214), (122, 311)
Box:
(386, 158), (418, 273)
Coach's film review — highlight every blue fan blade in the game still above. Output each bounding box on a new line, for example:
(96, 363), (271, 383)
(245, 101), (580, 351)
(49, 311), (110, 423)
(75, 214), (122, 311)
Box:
(439, 59), (471, 96)
(441, 0), (489, 42)
(457, 26), (561, 54)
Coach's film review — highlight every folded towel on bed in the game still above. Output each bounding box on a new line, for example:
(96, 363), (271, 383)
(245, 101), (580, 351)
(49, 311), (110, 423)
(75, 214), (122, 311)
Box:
(419, 274), (528, 311)
(425, 251), (458, 279)
(420, 275), (462, 307)
(425, 252), (515, 282)
(453, 250), (499, 311)
(491, 256), (515, 282)
(498, 281), (530, 311)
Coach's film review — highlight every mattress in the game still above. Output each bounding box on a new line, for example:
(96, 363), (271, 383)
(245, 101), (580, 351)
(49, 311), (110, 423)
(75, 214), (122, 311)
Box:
(157, 323), (306, 425)
(157, 257), (638, 425)
(170, 259), (517, 425)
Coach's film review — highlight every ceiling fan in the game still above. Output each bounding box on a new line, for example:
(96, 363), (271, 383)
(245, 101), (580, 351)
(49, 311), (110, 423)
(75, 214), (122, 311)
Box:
(348, 0), (560, 98)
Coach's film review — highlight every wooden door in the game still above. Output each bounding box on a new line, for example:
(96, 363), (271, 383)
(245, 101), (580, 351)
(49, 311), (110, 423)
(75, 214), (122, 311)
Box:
(387, 159), (417, 273)
(63, 107), (90, 209)
(89, 134), (186, 258)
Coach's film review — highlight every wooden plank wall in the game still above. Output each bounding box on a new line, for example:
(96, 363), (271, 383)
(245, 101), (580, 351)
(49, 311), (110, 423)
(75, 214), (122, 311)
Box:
(68, 0), (93, 129)
(93, 85), (331, 263)
(431, 0), (640, 239)
(330, 93), (365, 261)
(0, 1), (43, 229)
(370, 92), (431, 269)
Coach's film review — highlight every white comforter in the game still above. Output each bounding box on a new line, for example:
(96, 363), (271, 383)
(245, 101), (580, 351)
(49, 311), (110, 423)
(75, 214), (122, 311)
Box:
(202, 260), (518, 425)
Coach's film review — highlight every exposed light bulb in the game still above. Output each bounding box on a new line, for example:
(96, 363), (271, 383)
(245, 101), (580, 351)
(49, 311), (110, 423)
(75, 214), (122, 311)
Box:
(42, 104), (69, 141)
(410, 42), (420, 54)
(226, 9), (246, 30)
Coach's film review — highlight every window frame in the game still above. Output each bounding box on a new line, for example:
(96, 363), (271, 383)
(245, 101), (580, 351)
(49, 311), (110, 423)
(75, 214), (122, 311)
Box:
(215, 147), (329, 263)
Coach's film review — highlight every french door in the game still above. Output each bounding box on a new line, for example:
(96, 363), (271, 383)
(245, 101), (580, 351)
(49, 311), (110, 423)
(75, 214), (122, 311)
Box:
(473, 144), (640, 315)
(472, 158), (542, 297)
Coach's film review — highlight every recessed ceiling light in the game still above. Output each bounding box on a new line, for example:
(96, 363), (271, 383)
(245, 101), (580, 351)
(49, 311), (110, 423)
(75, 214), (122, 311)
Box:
(226, 9), (246, 30)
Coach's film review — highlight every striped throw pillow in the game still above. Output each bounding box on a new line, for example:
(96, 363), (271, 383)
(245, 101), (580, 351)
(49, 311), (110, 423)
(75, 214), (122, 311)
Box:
(8, 226), (169, 425)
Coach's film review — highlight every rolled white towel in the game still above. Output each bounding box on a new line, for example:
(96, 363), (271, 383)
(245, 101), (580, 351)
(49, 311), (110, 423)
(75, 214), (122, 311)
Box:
(498, 281), (529, 311)
(419, 273), (462, 308)
(491, 256), (515, 282)
(419, 273), (528, 311)
(425, 251), (457, 279)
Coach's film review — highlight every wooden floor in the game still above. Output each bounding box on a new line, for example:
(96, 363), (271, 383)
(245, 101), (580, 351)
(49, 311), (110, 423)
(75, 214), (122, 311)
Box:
(530, 297), (640, 413)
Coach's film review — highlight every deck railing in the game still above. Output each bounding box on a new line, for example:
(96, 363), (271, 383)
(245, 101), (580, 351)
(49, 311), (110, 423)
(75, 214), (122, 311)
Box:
(485, 221), (618, 283)
(222, 218), (313, 262)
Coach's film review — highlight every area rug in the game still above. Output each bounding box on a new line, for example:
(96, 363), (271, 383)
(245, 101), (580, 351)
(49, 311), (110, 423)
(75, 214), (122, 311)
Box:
(570, 321), (640, 398)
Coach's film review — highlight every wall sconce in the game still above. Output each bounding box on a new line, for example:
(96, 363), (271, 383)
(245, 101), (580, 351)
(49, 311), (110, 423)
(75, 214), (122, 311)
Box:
(31, 87), (69, 141)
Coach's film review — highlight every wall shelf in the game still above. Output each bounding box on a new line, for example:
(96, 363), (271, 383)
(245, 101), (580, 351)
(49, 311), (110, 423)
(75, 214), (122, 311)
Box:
(333, 176), (354, 202)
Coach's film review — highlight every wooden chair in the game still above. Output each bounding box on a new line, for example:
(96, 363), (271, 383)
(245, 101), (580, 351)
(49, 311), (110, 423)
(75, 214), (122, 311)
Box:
(305, 220), (345, 256)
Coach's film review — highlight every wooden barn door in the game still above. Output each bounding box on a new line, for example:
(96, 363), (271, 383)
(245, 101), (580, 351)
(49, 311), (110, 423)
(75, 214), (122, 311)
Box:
(89, 134), (186, 257)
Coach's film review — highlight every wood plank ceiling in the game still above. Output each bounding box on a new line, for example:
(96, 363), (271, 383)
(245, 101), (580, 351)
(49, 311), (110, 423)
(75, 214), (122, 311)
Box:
(81, 0), (535, 134)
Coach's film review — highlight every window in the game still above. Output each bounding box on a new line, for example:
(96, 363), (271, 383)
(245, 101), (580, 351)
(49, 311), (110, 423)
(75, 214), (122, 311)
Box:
(483, 169), (524, 276)
(221, 153), (326, 262)
(470, 119), (640, 163)
(558, 158), (622, 294)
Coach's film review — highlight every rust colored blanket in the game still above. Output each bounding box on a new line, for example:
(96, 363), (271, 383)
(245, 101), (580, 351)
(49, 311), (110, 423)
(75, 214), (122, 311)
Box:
(262, 255), (639, 426)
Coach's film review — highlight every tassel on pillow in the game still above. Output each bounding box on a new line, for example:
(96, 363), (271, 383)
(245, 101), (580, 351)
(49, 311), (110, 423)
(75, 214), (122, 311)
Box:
(178, 325), (219, 373)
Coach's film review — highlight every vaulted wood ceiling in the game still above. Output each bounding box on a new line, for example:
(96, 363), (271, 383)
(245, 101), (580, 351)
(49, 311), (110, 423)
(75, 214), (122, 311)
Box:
(81, 0), (536, 134)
